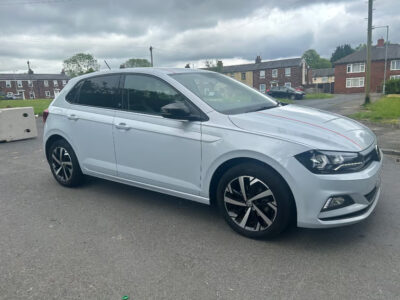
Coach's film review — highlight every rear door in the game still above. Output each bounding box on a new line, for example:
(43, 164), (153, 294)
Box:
(66, 74), (121, 176)
(113, 73), (202, 195)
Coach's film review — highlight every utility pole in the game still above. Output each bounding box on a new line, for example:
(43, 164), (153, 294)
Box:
(149, 46), (153, 67)
(364, 0), (373, 105)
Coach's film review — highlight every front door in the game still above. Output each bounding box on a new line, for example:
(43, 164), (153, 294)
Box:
(113, 74), (202, 196)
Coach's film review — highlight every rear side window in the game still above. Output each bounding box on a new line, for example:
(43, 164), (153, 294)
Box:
(122, 74), (186, 115)
(77, 75), (121, 109)
(65, 81), (83, 103)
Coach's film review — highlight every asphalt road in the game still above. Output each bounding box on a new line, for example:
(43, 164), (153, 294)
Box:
(1, 119), (400, 299)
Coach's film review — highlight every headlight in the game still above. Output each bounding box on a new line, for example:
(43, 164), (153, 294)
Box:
(295, 150), (365, 174)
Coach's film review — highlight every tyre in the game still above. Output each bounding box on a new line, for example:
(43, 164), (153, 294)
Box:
(290, 94), (295, 100)
(48, 139), (84, 187)
(216, 162), (294, 239)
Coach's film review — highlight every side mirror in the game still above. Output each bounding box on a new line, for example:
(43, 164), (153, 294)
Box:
(161, 102), (192, 120)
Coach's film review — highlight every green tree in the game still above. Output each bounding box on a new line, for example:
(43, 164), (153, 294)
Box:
(302, 49), (332, 69)
(330, 44), (355, 63)
(63, 53), (100, 77)
(204, 59), (223, 72)
(123, 58), (151, 68)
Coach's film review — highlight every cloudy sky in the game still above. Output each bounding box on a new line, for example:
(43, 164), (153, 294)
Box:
(0, 0), (399, 73)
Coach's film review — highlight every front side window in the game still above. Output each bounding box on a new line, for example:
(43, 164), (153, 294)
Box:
(346, 77), (365, 88)
(260, 70), (265, 79)
(391, 60), (400, 70)
(171, 72), (277, 115)
(347, 63), (365, 73)
(76, 75), (120, 109)
(241, 72), (246, 80)
(122, 74), (186, 115)
(285, 68), (291, 77)
(272, 69), (278, 78)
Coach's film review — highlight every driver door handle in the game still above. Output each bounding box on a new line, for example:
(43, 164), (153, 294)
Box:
(67, 114), (79, 121)
(115, 123), (131, 130)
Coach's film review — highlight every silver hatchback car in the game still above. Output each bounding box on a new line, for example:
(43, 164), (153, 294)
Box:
(43, 68), (382, 238)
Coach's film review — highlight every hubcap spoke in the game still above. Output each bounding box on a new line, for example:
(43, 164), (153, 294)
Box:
(238, 176), (247, 201)
(247, 189), (272, 203)
(253, 204), (272, 226)
(224, 196), (247, 207)
(239, 207), (252, 228)
(52, 146), (73, 182)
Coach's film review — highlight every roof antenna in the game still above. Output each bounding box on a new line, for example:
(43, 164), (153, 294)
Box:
(104, 60), (111, 70)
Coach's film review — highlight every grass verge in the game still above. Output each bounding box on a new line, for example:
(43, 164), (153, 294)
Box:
(351, 96), (400, 124)
(0, 99), (52, 115)
(304, 93), (334, 100)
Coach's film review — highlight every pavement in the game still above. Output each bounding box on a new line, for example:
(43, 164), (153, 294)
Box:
(0, 118), (400, 299)
(298, 93), (400, 153)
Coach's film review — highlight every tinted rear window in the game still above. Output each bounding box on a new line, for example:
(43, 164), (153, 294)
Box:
(77, 75), (121, 109)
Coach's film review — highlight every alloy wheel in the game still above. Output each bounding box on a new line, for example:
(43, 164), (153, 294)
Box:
(223, 176), (277, 231)
(51, 146), (73, 183)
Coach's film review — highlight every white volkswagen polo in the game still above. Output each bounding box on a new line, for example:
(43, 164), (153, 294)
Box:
(43, 68), (382, 238)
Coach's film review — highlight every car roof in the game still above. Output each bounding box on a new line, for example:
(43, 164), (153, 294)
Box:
(72, 67), (210, 81)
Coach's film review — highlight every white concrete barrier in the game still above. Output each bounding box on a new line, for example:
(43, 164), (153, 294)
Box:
(0, 107), (38, 142)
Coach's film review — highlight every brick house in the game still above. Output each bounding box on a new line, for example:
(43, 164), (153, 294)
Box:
(0, 71), (69, 99)
(311, 68), (335, 93)
(222, 56), (310, 92)
(252, 57), (309, 93)
(334, 39), (400, 94)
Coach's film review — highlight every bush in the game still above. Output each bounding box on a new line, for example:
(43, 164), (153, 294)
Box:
(385, 78), (400, 94)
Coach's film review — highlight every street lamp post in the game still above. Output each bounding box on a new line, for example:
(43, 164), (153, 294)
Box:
(373, 25), (389, 94)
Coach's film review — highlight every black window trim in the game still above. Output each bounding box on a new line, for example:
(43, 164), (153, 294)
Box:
(120, 72), (209, 122)
(65, 74), (124, 111)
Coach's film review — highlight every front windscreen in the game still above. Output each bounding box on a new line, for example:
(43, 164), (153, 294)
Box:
(170, 72), (277, 115)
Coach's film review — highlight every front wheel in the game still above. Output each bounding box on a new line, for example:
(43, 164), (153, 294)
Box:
(216, 162), (294, 239)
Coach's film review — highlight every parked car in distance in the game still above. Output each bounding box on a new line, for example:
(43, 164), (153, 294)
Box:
(5, 94), (23, 100)
(267, 86), (305, 100)
(43, 68), (382, 239)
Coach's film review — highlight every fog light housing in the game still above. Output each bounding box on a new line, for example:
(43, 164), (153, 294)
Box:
(322, 195), (354, 211)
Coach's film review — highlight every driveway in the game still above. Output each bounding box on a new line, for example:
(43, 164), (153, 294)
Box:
(1, 119), (400, 299)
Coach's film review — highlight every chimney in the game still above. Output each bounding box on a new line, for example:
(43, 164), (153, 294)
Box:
(60, 68), (65, 75)
(377, 38), (385, 47)
(255, 55), (262, 64)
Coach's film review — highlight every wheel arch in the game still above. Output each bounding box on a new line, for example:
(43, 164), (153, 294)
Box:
(44, 133), (76, 162)
(208, 156), (297, 222)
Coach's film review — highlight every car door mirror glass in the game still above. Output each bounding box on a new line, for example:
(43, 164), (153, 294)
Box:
(161, 102), (192, 120)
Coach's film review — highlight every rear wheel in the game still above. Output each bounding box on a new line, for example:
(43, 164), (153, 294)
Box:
(216, 162), (294, 239)
(48, 139), (83, 187)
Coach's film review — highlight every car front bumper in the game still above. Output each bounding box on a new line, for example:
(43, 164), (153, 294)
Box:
(288, 148), (383, 229)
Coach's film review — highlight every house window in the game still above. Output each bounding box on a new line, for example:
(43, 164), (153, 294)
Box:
(259, 84), (266, 93)
(28, 80), (33, 87)
(241, 72), (246, 80)
(272, 69), (278, 78)
(6, 80), (11, 88)
(285, 68), (291, 77)
(44, 80), (49, 87)
(390, 75), (400, 80)
(270, 81), (278, 87)
(17, 80), (22, 88)
(284, 82), (291, 88)
(346, 77), (365, 88)
(53, 80), (58, 87)
(7, 92), (13, 97)
(260, 70), (265, 79)
(29, 91), (35, 99)
(347, 63), (365, 73)
(62, 80), (67, 85)
(322, 77), (328, 83)
(45, 91), (51, 98)
(391, 60), (400, 70)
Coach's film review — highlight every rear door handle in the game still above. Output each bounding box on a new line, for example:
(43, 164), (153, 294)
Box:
(67, 114), (79, 121)
(115, 123), (131, 130)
